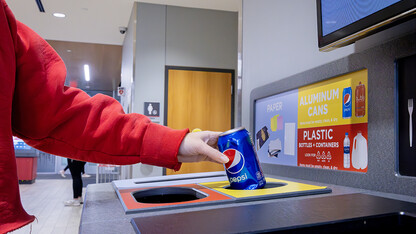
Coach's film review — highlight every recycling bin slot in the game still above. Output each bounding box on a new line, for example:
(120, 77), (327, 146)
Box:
(132, 187), (207, 204)
(223, 182), (287, 190)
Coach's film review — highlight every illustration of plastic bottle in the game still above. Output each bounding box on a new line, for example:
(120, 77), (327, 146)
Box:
(343, 132), (350, 168)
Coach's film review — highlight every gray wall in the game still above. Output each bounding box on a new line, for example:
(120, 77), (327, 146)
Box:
(124, 3), (238, 178)
(244, 0), (416, 196)
(241, 0), (354, 128)
(133, 3), (238, 124)
(166, 6), (238, 69)
(134, 3), (167, 122)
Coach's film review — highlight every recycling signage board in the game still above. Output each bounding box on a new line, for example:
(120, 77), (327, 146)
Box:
(254, 69), (368, 173)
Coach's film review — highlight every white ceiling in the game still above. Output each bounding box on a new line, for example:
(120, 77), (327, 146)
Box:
(6, 0), (241, 45)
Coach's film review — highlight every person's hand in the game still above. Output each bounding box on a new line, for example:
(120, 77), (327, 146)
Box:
(177, 131), (229, 164)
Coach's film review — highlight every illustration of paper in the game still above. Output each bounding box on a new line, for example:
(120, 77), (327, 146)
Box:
(270, 115), (283, 131)
(268, 138), (282, 158)
(284, 123), (296, 155)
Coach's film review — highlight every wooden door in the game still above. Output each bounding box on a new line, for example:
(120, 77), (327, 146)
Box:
(166, 68), (233, 175)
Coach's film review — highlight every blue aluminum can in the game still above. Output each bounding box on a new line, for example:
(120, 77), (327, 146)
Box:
(218, 127), (266, 190)
(342, 87), (352, 119)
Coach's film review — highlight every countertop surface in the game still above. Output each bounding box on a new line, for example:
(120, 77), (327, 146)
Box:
(79, 175), (416, 234)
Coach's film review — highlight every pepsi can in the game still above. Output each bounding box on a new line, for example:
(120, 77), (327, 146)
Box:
(342, 87), (352, 119)
(218, 127), (266, 190)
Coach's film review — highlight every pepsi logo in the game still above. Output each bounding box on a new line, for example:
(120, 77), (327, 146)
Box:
(343, 93), (351, 107)
(223, 149), (245, 174)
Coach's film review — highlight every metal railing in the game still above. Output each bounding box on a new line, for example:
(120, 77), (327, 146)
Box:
(96, 164), (121, 183)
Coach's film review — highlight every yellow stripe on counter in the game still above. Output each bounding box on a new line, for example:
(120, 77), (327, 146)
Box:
(200, 178), (328, 198)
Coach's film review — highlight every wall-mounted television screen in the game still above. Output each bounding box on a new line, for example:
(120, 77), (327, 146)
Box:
(317, 0), (416, 51)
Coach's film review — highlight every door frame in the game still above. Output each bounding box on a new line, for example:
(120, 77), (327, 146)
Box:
(164, 66), (235, 128)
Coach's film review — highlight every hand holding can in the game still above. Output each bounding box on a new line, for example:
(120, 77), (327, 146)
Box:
(218, 127), (266, 190)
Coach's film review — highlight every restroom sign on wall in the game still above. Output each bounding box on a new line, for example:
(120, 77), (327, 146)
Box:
(144, 102), (160, 120)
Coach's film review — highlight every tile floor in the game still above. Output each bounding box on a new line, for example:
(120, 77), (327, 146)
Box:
(10, 179), (84, 234)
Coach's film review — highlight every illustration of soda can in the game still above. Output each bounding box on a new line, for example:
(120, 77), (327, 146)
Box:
(355, 82), (366, 117)
(218, 127), (266, 190)
(343, 87), (352, 119)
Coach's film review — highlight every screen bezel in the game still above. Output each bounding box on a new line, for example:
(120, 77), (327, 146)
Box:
(317, 0), (416, 51)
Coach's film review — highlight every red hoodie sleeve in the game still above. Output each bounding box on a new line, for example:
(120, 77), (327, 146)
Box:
(11, 21), (187, 170)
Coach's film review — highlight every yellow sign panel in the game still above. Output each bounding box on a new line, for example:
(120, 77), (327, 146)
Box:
(298, 69), (368, 129)
(200, 178), (328, 198)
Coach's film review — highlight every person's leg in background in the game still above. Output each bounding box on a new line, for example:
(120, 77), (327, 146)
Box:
(81, 161), (91, 178)
(64, 160), (86, 206)
(59, 158), (71, 178)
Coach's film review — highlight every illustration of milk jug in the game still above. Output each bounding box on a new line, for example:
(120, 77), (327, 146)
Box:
(351, 132), (368, 170)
